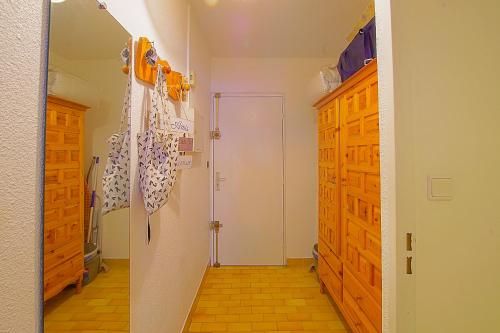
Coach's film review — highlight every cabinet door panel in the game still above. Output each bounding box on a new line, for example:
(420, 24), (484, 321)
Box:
(318, 99), (341, 255)
(341, 74), (381, 303)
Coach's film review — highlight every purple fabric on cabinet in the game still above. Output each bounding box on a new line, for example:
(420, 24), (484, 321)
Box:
(337, 18), (377, 82)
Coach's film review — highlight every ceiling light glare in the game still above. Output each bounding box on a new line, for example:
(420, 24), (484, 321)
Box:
(204, 0), (219, 7)
(51, 0), (67, 3)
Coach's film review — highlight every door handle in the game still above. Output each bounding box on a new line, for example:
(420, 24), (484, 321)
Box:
(406, 256), (413, 274)
(216, 172), (226, 191)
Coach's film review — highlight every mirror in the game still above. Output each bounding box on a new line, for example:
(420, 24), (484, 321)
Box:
(43, 1), (130, 332)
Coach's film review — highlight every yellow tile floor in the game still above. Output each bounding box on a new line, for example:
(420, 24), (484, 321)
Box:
(184, 259), (350, 333)
(44, 259), (129, 333)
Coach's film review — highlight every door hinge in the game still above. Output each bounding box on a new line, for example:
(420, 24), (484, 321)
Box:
(209, 220), (223, 230)
(406, 232), (414, 274)
(210, 129), (221, 140)
(406, 233), (413, 251)
(210, 221), (223, 268)
(406, 257), (413, 274)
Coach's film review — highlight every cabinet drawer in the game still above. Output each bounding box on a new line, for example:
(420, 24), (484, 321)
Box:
(344, 268), (381, 331)
(318, 254), (342, 302)
(44, 254), (83, 301)
(45, 218), (82, 253)
(343, 288), (378, 333)
(319, 238), (343, 279)
(44, 240), (82, 271)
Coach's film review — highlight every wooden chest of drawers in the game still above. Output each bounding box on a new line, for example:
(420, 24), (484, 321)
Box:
(315, 60), (381, 333)
(44, 96), (87, 301)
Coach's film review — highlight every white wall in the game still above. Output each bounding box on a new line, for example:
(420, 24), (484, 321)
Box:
(372, 0), (397, 332)
(211, 57), (336, 258)
(49, 53), (130, 259)
(391, 0), (500, 332)
(0, 1), (48, 332)
(106, 1), (212, 332)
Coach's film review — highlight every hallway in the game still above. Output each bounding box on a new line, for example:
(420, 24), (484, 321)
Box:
(184, 260), (350, 333)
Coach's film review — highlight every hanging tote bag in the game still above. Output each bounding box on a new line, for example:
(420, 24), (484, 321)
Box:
(102, 74), (131, 215)
(137, 66), (179, 216)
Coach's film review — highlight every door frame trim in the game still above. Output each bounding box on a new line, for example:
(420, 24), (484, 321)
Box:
(209, 92), (286, 266)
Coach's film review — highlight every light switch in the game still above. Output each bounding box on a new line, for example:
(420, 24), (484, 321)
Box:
(427, 176), (453, 201)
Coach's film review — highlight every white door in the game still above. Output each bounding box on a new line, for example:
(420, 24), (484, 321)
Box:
(388, 2), (500, 333)
(213, 95), (284, 265)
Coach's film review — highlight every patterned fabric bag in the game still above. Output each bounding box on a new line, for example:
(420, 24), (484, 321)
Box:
(138, 67), (179, 215)
(102, 74), (131, 215)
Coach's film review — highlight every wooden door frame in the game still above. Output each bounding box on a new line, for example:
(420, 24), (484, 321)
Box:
(209, 93), (286, 266)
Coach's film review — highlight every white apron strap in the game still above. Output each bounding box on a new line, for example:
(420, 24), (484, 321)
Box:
(119, 72), (132, 133)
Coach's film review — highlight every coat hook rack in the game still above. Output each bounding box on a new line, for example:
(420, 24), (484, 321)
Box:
(121, 37), (132, 75)
(135, 36), (190, 101)
(135, 37), (172, 84)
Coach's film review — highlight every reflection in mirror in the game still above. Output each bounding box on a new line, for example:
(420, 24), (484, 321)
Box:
(43, 1), (130, 332)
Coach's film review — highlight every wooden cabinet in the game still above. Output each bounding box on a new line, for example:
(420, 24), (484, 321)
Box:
(318, 96), (341, 256)
(44, 96), (87, 301)
(315, 60), (381, 333)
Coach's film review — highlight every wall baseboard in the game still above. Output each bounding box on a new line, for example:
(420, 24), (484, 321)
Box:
(101, 257), (130, 261)
(287, 257), (314, 266)
(181, 260), (211, 333)
(102, 258), (130, 264)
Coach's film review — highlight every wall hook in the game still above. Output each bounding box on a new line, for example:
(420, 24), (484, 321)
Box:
(96, 0), (107, 10)
(120, 46), (130, 74)
(121, 38), (132, 75)
(145, 44), (158, 66)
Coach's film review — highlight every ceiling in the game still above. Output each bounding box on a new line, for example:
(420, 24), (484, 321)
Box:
(190, 0), (370, 58)
(50, 0), (130, 60)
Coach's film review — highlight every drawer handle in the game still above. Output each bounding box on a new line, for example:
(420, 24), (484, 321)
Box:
(355, 296), (363, 304)
(57, 254), (65, 259)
